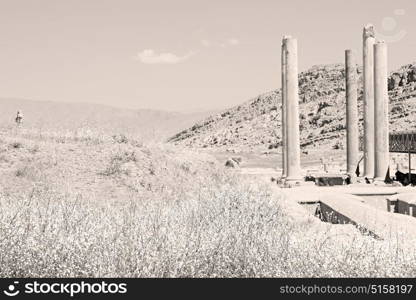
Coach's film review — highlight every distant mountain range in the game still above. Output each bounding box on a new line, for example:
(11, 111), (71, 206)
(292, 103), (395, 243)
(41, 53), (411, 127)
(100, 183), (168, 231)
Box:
(0, 98), (216, 142)
(168, 63), (416, 151)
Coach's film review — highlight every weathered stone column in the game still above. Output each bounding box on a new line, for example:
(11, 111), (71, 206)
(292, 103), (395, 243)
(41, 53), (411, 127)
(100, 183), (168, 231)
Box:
(345, 50), (359, 179)
(285, 37), (302, 182)
(374, 41), (389, 181)
(281, 37), (288, 178)
(363, 24), (376, 179)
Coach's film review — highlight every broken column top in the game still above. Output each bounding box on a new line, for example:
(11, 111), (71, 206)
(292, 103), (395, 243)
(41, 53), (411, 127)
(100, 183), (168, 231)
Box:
(282, 35), (293, 47)
(363, 24), (375, 38)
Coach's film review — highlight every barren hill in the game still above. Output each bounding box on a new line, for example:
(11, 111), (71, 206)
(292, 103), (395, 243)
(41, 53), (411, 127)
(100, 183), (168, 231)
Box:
(168, 63), (416, 151)
(0, 98), (215, 142)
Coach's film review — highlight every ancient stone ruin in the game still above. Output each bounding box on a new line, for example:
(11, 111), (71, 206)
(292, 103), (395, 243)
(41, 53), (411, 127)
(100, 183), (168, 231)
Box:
(280, 24), (390, 186)
(281, 36), (302, 185)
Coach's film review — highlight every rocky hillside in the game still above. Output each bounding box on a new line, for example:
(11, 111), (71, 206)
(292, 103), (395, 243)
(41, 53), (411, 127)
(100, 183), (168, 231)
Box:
(168, 63), (416, 151)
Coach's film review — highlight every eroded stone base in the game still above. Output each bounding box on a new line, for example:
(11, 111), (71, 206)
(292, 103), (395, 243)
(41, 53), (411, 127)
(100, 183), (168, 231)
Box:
(279, 178), (314, 188)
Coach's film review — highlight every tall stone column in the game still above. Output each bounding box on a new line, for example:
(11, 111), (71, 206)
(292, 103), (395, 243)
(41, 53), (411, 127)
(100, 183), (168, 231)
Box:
(281, 36), (290, 178)
(281, 37), (288, 178)
(363, 24), (376, 179)
(345, 50), (359, 179)
(285, 37), (302, 182)
(374, 41), (389, 181)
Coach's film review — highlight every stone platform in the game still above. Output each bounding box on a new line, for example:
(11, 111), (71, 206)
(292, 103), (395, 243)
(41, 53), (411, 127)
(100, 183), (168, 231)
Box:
(279, 185), (416, 241)
(387, 193), (416, 217)
(317, 193), (416, 241)
(311, 173), (348, 186)
(282, 184), (415, 203)
(241, 166), (416, 240)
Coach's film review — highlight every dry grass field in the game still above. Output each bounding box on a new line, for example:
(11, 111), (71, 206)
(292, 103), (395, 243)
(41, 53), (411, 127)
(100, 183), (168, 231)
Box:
(1, 125), (416, 277)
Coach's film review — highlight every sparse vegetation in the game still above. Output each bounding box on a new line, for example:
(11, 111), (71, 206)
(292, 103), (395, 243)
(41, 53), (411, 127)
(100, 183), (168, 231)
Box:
(1, 127), (416, 277)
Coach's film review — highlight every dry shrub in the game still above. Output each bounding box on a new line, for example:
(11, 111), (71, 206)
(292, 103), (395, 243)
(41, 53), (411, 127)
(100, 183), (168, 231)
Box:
(1, 127), (416, 277)
(1, 167), (416, 277)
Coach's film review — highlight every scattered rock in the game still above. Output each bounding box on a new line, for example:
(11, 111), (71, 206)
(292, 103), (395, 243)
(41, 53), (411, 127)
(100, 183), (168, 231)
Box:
(231, 156), (242, 164)
(225, 159), (239, 168)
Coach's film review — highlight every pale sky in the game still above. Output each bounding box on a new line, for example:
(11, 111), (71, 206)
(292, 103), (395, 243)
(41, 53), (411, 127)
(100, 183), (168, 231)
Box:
(1, 0), (415, 111)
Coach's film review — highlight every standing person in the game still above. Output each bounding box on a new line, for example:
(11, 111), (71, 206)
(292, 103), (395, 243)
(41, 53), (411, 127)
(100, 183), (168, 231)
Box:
(15, 110), (23, 125)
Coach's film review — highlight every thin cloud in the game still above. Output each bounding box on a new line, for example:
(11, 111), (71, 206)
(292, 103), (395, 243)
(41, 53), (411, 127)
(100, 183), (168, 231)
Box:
(201, 39), (211, 47)
(205, 38), (241, 48)
(227, 38), (240, 46)
(135, 49), (194, 64)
